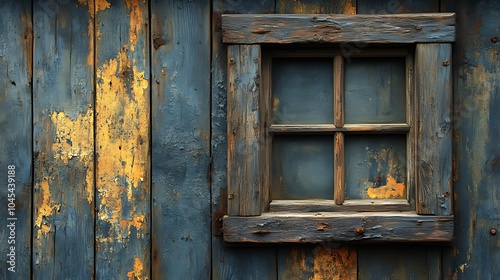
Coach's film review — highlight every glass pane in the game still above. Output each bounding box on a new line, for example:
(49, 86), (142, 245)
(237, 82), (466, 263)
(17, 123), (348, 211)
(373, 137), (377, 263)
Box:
(345, 58), (406, 124)
(272, 58), (333, 124)
(345, 135), (407, 199)
(272, 136), (334, 199)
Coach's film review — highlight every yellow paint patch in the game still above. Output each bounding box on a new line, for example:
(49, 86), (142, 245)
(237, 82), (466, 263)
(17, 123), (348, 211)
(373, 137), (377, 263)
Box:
(126, 0), (144, 51)
(78, 0), (111, 15)
(50, 108), (94, 203)
(367, 174), (405, 199)
(343, 1), (356, 14)
(96, 44), (149, 239)
(309, 246), (356, 280)
(35, 181), (61, 237)
(127, 257), (146, 279)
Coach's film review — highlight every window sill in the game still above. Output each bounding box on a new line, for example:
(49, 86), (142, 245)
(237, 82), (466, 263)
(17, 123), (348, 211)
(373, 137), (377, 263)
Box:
(270, 199), (411, 212)
(223, 212), (453, 244)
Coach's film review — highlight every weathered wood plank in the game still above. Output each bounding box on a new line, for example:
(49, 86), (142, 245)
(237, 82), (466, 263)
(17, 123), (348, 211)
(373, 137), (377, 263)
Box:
(334, 133), (345, 205)
(224, 213), (454, 243)
(277, 245), (357, 279)
(357, 0), (439, 14)
(334, 55), (344, 128)
(0, 0), (32, 278)
(95, 0), (150, 278)
(269, 123), (410, 134)
(32, 1), (94, 278)
(227, 44), (262, 216)
(211, 1), (277, 279)
(276, 0), (356, 14)
(222, 13), (456, 44)
(151, 0), (211, 278)
(415, 44), (452, 215)
(271, 199), (411, 212)
(358, 245), (442, 279)
(441, 0), (500, 278)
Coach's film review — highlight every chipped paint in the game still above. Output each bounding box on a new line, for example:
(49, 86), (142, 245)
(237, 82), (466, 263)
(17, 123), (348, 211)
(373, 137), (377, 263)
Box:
(309, 246), (356, 280)
(126, 0), (144, 51)
(95, 0), (149, 243)
(78, 0), (111, 15)
(127, 257), (146, 279)
(343, 1), (356, 14)
(35, 181), (61, 237)
(367, 174), (405, 199)
(50, 108), (94, 203)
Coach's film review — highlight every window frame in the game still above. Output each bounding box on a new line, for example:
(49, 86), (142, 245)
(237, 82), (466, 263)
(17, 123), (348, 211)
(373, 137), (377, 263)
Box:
(223, 13), (455, 243)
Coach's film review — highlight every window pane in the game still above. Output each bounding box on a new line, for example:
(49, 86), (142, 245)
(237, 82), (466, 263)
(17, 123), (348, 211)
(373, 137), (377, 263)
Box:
(272, 136), (334, 199)
(272, 58), (333, 124)
(345, 135), (407, 199)
(345, 58), (406, 124)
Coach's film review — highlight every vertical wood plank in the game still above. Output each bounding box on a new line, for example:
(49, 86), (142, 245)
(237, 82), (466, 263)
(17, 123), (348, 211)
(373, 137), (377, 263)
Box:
(276, 0), (356, 14)
(211, 1), (277, 279)
(415, 43), (452, 215)
(441, 0), (500, 278)
(151, 0), (211, 278)
(334, 55), (344, 128)
(357, 0), (439, 14)
(95, 0), (150, 278)
(227, 44), (262, 216)
(275, 2), (357, 279)
(32, 1), (94, 278)
(334, 133), (345, 205)
(0, 0), (32, 278)
(358, 245), (441, 279)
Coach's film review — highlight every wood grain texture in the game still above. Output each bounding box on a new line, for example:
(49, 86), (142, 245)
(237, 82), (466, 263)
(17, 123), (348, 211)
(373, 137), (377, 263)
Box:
(441, 0), (500, 278)
(222, 13), (456, 44)
(224, 213), (454, 243)
(357, 0), (439, 14)
(227, 44), (262, 216)
(334, 133), (345, 205)
(269, 124), (410, 134)
(0, 0), (32, 278)
(271, 199), (411, 212)
(151, 0), (211, 278)
(32, 1), (94, 278)
(211, 1), (277, 279)
(358, 245), (442, 279)
(276, 0), (356, 14)
(95, 0), (150, 278)
(415, 44), (452, 215)
(277, 245), (357, 280)
(334, 55), (344, 128)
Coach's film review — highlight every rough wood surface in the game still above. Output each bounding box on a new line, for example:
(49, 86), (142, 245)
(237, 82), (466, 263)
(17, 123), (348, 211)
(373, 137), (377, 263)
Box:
(227, 44), (262, 216)
(334, 133), (345, 204)
(222, 13), (456, 44)
(269, 124), (410, 134)
(0, 0), (32, 278)
(211, 1), (277, 279)
(224, 213), (454, 243)
(271, 199), (411, 212)
(32, 1), (94, 278)
(357, 0), (439, 14)
(95, 1), (150, 278)
(415, 44), (452, 215)
(441, 0), (500, 278)
(151, 0), (211, 278)
(334, 55), (344, 128)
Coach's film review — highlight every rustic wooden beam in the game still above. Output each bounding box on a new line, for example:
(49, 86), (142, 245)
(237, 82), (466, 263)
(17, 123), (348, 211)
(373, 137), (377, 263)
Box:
(270, 199), (411, 212)
(415, 44), (452, 215)
(222, 13), (455, 44)
(223, 213), (454, 243)
(269, 124), (410, 134)
(227, 45), (262, 216)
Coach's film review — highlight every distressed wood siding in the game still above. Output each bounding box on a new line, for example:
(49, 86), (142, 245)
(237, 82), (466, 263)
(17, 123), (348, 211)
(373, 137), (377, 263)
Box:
(0, 0), (499, 279)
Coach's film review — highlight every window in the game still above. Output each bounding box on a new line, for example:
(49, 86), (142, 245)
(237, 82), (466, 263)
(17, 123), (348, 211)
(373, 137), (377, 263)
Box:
(223, 13), (455, 243)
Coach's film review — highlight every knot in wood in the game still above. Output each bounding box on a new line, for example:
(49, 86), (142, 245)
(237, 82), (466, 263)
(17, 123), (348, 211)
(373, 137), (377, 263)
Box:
(355, 227), (364, 236)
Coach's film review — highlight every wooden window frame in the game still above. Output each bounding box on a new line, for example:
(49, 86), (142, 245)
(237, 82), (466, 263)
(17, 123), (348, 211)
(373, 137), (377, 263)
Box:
(223, 13), (455, 243)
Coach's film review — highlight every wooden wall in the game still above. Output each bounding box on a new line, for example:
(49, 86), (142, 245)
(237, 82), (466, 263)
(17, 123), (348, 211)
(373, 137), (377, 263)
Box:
(0, 0), (498, 279)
